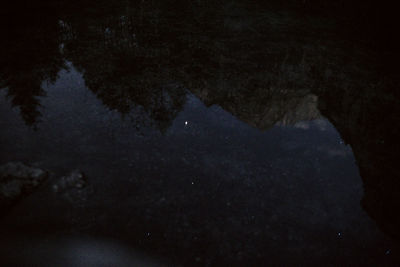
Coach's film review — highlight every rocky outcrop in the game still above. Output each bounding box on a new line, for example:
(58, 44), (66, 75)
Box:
(193, 87), (320, 130)
(0, 162), (48, 212)
(316, 83), (400, 239)
(52, 170), (86, 193)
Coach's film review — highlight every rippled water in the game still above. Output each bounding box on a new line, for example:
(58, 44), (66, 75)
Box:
(1, 1), (399, 266)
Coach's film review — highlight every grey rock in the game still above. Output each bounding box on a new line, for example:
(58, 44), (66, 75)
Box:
(53, 170), (86, 193)
(0, 162), (48, 205)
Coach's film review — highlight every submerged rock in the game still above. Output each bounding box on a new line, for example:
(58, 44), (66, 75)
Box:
(52, 170), (86, 193)
(0, 162), (48, 210)
(52, 170), (91, 205)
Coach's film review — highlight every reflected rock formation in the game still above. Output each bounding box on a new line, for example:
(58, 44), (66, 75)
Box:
(318, 84), (400, 238)
(0, 0), (399, 239)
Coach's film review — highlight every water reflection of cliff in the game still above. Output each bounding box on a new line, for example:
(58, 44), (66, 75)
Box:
(1, 0), (399, 238)
(318, 84), (400, 239)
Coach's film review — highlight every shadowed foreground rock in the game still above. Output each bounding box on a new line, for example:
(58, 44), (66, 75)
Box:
(52, 170), (86, 193)
(0, 162), (47, 212)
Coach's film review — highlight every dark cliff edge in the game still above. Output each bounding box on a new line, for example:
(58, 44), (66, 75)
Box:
(317, 85), (400, 239)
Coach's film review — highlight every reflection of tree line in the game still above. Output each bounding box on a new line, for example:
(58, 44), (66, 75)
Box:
(1, 0), (399, 238)
(0, 2), (65, 126)
(61, 0), (330, 129)
(0, 0), (391, 129)
(0, 0), (356, 128)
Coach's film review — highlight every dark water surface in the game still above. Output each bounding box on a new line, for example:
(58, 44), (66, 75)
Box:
(1, 0), (399, 266)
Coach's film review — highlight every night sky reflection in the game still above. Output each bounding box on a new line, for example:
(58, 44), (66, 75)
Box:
(1, 0), (399, 265)
(0, 64), (398, 266)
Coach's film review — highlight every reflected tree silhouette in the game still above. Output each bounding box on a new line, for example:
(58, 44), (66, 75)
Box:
(0, 2), (65, 126)
(60, 0), (194, 131)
